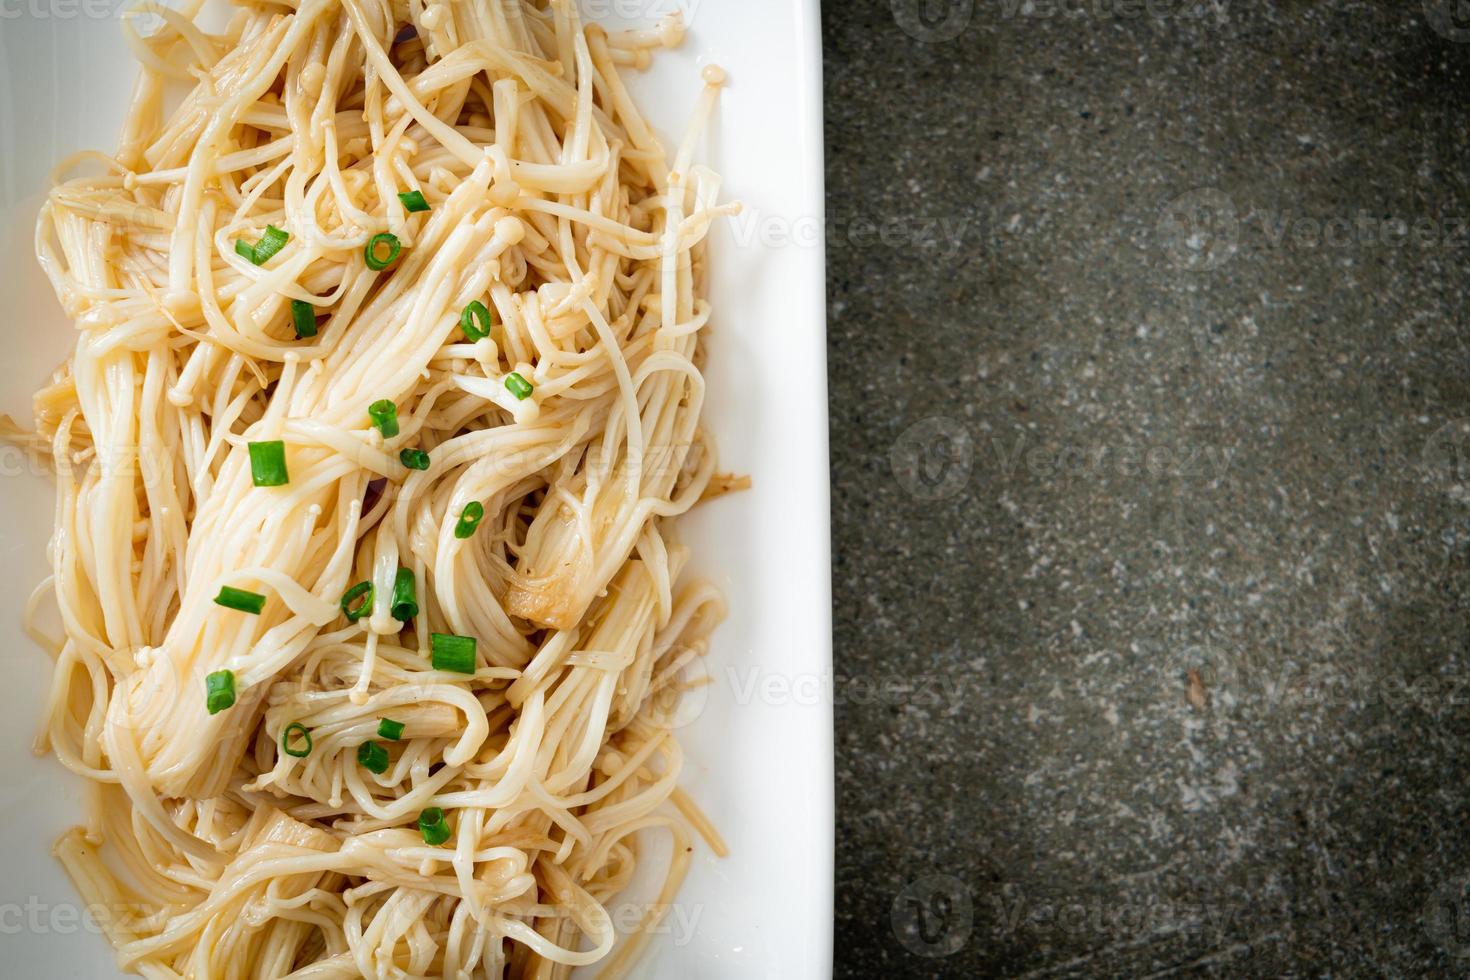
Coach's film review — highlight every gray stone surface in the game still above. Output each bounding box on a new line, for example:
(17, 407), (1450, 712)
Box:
(825, 2), (1470, 976)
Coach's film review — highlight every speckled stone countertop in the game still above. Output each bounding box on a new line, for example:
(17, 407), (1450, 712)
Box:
(825, 2), (1470, 976)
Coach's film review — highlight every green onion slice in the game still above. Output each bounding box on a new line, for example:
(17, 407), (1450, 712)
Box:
(341, 581), (373, 622)
(235, 228), (290, 266)
(254, 225), (290, 264)
(378, 718), (405, 741)
(214, 585), (266, 615)
(454, 501), (485, 539)
(365, 232), (401, 270)
(418, 807), (451, 846)
(398, 190), (430, 213)
(431, 633), (477, 674)
(504, 372), (534, 401)
(400, 448), (430, 470)
(357, 740), (389, 774)
(460, 300), (492, 341)
(205, 670), (236, 715)
(391, 567), (418, 621)
(281, 722), (313, 758)
(248, 440), (289, 487)
(291, 299), (318, 339)
(368, 399), (400, 439)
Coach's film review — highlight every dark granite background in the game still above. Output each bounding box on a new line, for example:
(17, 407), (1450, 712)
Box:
(825, 1), (1470, 976)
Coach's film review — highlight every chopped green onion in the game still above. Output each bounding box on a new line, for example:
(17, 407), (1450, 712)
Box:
(398, 189), (430, 213)
(357, 740), (389, 774)
(281, 722), (313, 758)
(400, 448), (430, 470)
(454, 501), (484, 539)
(205, 670), (236, 715)
(248, 440), (289, 487)
(236, 226), (290, 266)
(291, 299), (318, 339)
(418, 807), (451, 846)
(391, 567), (418, 621)
(368, 399), (400, 439)
(460, 300), (492, 341)
(214, 585), (266, 615)
(504, 372), (534, 401)
(431, 633), (477, 674)
(365, 232), (401, 270)
(254, 225), (290, 264)
(378, 718), (405, 741)
(341, 581), (373, 622)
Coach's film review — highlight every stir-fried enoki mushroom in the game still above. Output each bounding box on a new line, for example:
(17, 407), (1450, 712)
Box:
(26, 0), (740, 976)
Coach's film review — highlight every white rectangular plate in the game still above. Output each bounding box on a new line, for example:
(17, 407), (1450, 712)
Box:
(0, 1), (832, 977)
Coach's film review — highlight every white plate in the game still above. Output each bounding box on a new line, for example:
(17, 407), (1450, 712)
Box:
(0, 2), (832, 977)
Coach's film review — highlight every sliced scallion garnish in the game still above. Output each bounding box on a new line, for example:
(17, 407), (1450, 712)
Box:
(454, 501), (484, 540)
(291, 299), (318, 339)
(205, 670), (236, 715)
(254, 225), (290, 264)
(460, 300), (492, 341)
(504, 372), (533, 401)
(281, 722), (313, 758)
(390, 567), (418, 621)
(214, 585), (266, 615)
(247, 440), (289, 487)
(357, 740), (389, 774)
(418, 806), (451, 845)
(341, 581), (373, 623)
(368, 399), (400, 439)
(365, 232), (401, 270)
(236, 226), (290, 266)
(430, 633), (476, 674)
